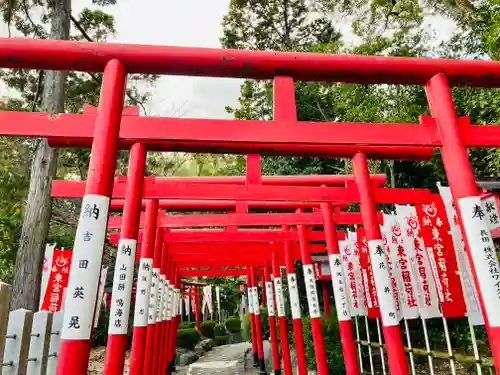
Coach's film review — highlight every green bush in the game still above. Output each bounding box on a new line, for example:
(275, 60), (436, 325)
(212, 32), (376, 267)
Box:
(302, 314), (345, 373)
(243, 307), (275, 342)
(215, 335), (226, 345)
(176, 328), (201, 350)
(259, 307), (269, 339)
(200, 320), (217, 338)
(243, 313), (250, 341)
(91, 309), (109, 347)
(225, 315), (242, 333)
(403, 317), (488, 353)
(214, 323), (226, 337)
(179, 321), (196, 329)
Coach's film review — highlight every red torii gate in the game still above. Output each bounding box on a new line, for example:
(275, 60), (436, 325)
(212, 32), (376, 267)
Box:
(109, 198), (346, 212)
(151, 233), (331, 375)
(0, 37), (499, 375)
(179, 268), (256, 277)
(47, 113), (488, 375)
(97, 191), (433, 375)
(52, 175), (433, 203)
(179, 266), (266, 368)
(53, 172), (368, 375)
(105, 210), (366, 228)
(171, 249), (295, 375)
(179, 262), (271, 371)
(53, 165), (369, 370)
(55, 114), (496, 375)
(109, 236), (337, 263)
(106, 209), (369, 228)
(54, 173), (383, 211)
(52, 165), (437, 375)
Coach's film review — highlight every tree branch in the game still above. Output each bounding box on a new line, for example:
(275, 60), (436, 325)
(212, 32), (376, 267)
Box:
(168, 156), (190, 176)
(315, 98), (331, 122)
(70, 14), (92, 41)
(70, 15), (150, 112)
(22, 0), (42, 38)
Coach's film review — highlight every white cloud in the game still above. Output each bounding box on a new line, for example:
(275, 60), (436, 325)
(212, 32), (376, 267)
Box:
(72, 0), (242, 119)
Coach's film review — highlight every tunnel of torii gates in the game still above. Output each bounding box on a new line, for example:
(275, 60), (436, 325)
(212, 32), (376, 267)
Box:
(53, 163), (487, 375)
(53, 169), (401, 375)
(0, 37), (500, 375)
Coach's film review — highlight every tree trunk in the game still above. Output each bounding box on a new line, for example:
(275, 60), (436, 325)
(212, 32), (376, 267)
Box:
(11, 0), (71, 311)
(388, 160), (396, 188)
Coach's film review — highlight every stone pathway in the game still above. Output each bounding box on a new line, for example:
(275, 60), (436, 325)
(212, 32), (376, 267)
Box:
(175, 342), (256, 375)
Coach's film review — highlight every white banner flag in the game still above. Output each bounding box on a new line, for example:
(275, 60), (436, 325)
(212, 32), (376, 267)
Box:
(240, 293), (246, 321)
(339, 232), (367, 316)
(94, 267), (108, 328)
(207, 286), (213, 314)
(202, 286), (213, 318)
(40, 244), (56, 309)
(481, 194), (500, 234)
(396, 205), (441, 319)
(184, 293), (191, 316)
(438, 183), (484, 325)
(383, 214), (419, 320)
(380, 220), (404, 322)
(216, 286), (221, 322)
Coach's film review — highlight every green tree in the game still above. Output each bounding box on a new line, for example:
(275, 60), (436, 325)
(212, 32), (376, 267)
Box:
(221, 0), (339, 51)
(320, 0), (500, 60)
(146, 153), (243, 178)
(3, 0), (71, 311)
(192, 277), (242, 316)
(221, 0), (357, 178)
(222, 0), (499, 188)
(317, 0), (500, 179)
(0, 126), (30, 282)
(0, 3), (157, 308)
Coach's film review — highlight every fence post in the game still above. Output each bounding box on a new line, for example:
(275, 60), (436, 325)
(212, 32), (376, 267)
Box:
(1, 309), (34, 375)
(0, 282), (12, 364)
(27, 311), (53, 375)
(46, 312), (64, 375)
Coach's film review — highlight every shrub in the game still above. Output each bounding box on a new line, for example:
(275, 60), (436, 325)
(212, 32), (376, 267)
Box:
(243, 307), (275, 342)
(225, 316), (242, 333)
(301, 314), (345, 373)
(215, 335), (227, 345)
(200, 320), (217, 338)
(259, 307), (269, 339)
(176, 328), (201, 350)
(179, 321), (196, 330)
(214, 323), (226, 337)
(91, 309), (109, 347)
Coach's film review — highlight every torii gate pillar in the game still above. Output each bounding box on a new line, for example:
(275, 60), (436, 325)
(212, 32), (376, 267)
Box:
(427, 74), (500, 371)
(57, 60), (126, 375)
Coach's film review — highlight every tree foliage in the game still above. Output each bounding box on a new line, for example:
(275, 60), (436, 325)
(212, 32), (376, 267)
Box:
(0, 3), (159, 285)
(220, 1), (500, 361)
(322, 0), (500, 59)
(221, 0), (500, 187)
(221, 0), (340, 51)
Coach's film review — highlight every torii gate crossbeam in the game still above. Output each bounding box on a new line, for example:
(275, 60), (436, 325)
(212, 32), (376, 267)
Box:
(1, 37), (499, 86)
(1, 36), (498, 375)
(52, 178), (434, 203)
(105, 211), (375, 229)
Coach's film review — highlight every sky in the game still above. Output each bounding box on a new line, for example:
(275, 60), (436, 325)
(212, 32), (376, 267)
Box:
(71, 0), (243, 119)
(0, 0), (243, 119)
(0, 1), (457, 119)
